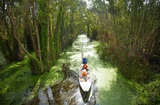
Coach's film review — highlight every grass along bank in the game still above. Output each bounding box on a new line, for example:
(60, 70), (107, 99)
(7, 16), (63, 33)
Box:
(0, 55), (64, 105)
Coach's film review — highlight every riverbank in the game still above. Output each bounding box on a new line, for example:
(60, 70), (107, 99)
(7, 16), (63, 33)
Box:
(0, 54), (65, 105)
(96, 42), (160, 105)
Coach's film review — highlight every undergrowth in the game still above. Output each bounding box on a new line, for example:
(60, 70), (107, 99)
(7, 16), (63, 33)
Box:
(0, 55), (64, 105)
(96, 42), (160, 105)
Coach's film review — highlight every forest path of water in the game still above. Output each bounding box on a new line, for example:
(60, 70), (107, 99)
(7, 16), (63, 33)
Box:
(36, 34), (136, 105)
(54, 34), (136, 105)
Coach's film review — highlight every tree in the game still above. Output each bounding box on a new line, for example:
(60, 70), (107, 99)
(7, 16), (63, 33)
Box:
(0, 0), (90, 74)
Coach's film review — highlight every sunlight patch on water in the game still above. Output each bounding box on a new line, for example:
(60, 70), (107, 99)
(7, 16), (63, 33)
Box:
(70, 34), (118, 91)
(92, 68), (117, 90)
(70, 53), (82, 62)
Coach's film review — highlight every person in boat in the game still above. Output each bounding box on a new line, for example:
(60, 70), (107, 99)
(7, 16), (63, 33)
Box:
(82, 57), (88, 64)
(81, 63), (89, 71)
(81, 57), (89, 71)
(81, 69), (88, 82)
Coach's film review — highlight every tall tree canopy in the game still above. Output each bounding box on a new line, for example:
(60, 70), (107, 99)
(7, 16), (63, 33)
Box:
(89, 0), (160, 73)
(0, 0), (159, 75)
(0, 0), (89, 74)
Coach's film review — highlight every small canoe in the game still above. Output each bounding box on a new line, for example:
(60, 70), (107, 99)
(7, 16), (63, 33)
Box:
(79, 70), (92, 92)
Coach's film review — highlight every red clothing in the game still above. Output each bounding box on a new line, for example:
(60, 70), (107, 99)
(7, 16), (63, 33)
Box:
(82, 64), (88, 69)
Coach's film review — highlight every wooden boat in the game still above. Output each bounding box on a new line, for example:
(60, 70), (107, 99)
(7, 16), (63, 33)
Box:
(79, 69), (92, 92)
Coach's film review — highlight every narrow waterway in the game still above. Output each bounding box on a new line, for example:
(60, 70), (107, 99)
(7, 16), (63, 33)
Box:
(34, 34), (136, 105)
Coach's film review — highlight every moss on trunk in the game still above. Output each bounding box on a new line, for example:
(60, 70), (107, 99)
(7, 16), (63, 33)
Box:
(28, 57), (41, 74)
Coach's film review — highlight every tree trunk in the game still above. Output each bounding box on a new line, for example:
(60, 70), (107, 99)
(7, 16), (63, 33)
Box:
(47, 14), (50, 72)
(31, 1), (44, 73)
(7, 7), (24, 61)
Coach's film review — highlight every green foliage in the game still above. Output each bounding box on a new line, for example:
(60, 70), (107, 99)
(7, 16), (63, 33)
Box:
(28, 56), (41, 74)
(129, 75), (160, 105)
(42, 66), (64, 87)
(96, 42), (160, 105)
(27, 78), (41, 101)
(0, 56), (27, 77)
(97, 40), (160, 105)
(97, 42), (153, 83)
(92, 1), (160, 104)
(0, 0), (90, 73)
(145, 78), (160, 104)
(0, 54), (64, 105)
(91, 0), (160, 64)
(0, 64), (38, 105)
(54, 2), (63, 58)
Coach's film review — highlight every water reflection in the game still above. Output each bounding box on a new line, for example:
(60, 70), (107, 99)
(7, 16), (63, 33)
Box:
(38, 89), (49, 105)
(51, 77), (97, 105)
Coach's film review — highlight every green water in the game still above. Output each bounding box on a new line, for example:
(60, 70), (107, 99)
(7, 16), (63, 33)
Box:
(29, 34), (136, 105)
(58, 34), (136, 105)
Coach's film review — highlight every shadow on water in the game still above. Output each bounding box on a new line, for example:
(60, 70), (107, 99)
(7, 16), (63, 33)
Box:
(79, 84), (92, 103)
(26, 69), (98, 105)
(50, 70), (98, 105)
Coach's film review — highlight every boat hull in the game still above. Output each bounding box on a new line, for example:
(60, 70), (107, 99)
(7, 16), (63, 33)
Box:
(79, 81), (92, 92)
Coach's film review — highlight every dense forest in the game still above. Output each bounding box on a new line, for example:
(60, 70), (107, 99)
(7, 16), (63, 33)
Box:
(0, 0), (160, 105)
(92, 0), (160, 104)
(0, 0), (88, 74)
